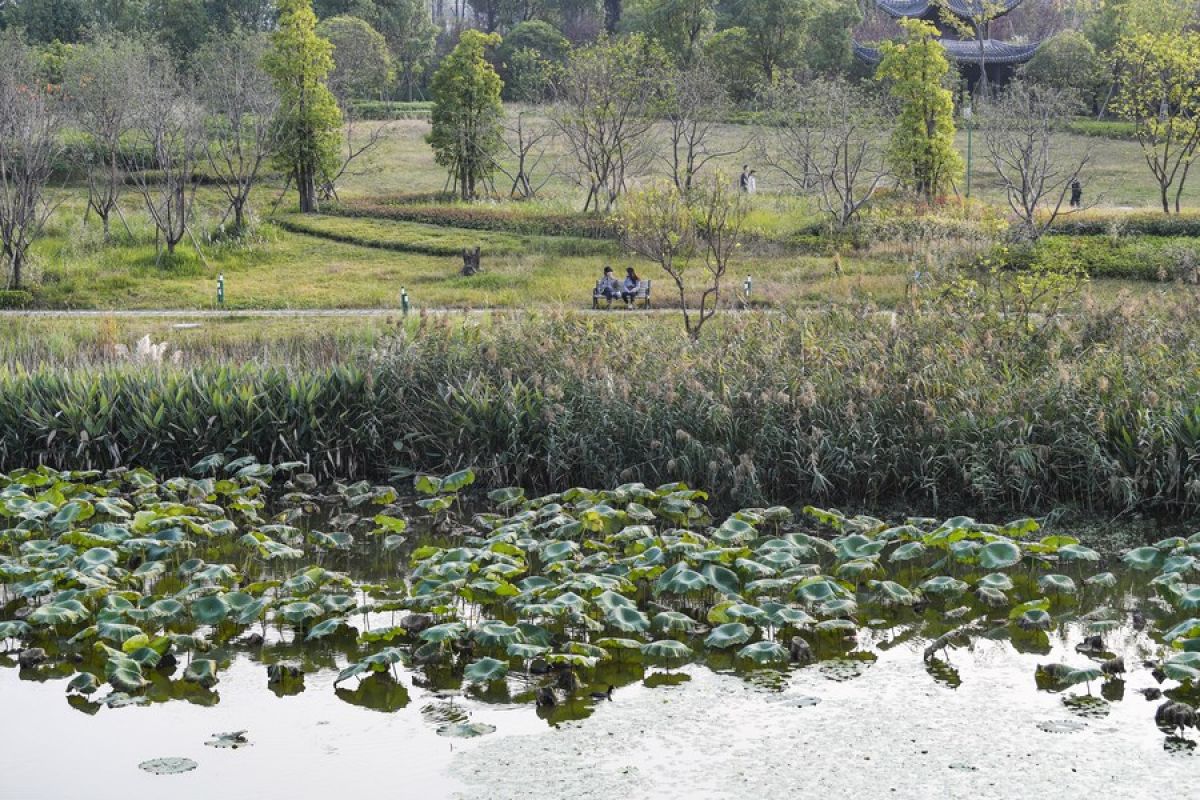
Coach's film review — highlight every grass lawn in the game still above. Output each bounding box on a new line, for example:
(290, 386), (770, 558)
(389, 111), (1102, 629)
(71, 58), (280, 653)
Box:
(9, 115), (1199, 311)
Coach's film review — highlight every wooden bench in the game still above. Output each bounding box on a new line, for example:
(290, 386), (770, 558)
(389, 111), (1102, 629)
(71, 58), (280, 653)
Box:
(592, 279), (651, 309)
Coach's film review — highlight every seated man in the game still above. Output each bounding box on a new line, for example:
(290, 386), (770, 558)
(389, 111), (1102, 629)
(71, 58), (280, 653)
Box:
(596, 266), (621, 304)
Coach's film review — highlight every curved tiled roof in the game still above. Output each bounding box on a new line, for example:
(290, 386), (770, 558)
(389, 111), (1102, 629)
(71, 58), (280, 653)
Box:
(854, 38), (1041, 65)
(875, 0), (1026, 19)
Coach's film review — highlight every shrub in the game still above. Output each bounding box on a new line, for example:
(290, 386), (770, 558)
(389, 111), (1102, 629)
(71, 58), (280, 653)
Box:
(1028, 236), (1200, 280)
(331, 197), (621, 239)
(0, 290), (32, 308)
(1048, 211), (1200, 237)
(347, 100), (433, 120)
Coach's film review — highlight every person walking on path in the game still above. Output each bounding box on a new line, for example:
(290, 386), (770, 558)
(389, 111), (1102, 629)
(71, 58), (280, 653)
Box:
(1070, 178), (1082, 208)
(739, 165), (749, 192)
(747, 169), (758, 195)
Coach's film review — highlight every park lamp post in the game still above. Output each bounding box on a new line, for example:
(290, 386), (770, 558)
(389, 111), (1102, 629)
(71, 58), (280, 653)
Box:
(963, 102), (973, 200)
(743, 275), (752, 301)
(217, 273), (224, 308)
(400, 286), (410, 315)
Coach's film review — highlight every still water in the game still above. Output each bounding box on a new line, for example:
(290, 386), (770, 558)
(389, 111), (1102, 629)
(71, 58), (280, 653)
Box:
(2, 604), (1194, 800)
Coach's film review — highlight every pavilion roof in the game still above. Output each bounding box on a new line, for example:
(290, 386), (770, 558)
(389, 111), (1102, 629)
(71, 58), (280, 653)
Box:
(854, 38), (1041, 65)
(875, 0), (1026, 20)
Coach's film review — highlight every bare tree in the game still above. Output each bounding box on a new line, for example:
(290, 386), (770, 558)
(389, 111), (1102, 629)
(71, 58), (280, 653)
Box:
(0, 32), (62, 290)
(982, 83), (1093, 241)
(760, 77), (888, 228)
(552, 35), (667, 213)
(319, 110), (386, 203)
(125, 53), (204, 260)
(492, 109), (559, 199)
(620, 173), (746, 340)
(195, 32), (279, 233)
(663, 61), (744, 194)
(63, 34), (145, 240)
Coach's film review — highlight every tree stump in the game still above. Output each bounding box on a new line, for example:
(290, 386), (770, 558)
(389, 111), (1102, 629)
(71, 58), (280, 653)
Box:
(461, 246), (481, 276)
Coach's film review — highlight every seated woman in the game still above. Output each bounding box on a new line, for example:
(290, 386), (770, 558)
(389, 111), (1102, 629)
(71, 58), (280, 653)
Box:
(621, 267), (641, 306)
(597, 266), (621, 303)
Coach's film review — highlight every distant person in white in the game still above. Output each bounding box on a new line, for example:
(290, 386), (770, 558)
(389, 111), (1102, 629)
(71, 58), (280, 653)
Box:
(747, 170), (757, 194)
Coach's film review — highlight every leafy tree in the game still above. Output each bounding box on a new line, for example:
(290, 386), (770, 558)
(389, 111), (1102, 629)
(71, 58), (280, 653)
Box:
(1020, 30), (1103, 112)
(150, 0), (211, 60)
(1111, 32), (1200, 213)
(264, 0), (343, 213)
(0, 30), (62, 289)
(495, 20), (568, 100)
(663, 60), (742, 192)
(622, 0), (715, 66)
(701, 27), (758, 102)
(802, 0), (859, 74)
(319, 15), (394, 100)
(735, 0), (808, 82)
(376, 0), (437, 100)
(428, 30), (504, 200)
(876, 19), (962, 200)
(7, 0), (89, 42)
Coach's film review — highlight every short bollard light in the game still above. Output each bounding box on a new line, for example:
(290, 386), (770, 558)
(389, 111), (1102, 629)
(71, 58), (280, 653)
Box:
(400, 286), (410, 315)
(217, 273), (225, 308)
(743, 275), (752, 300)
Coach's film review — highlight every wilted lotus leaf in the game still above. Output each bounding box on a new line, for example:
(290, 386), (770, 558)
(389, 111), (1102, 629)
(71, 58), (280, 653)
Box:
(1084, 572), (1117, 588)
(205, 731), (250, 749)
(139, 757), (198, 775)
(67, 672), (101, 695)
(437, 721), (495, 738)
(183, 659), (219, 688)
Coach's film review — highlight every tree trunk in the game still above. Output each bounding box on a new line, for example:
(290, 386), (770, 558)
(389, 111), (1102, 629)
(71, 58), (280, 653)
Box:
(604, 0), (621, 33)
(10, 249), (23, 291)
(298, 166), (318, 213)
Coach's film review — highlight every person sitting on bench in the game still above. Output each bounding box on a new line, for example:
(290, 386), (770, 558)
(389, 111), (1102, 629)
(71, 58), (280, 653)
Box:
(621, 267), (641, 306)
(597, 266), (621, 303)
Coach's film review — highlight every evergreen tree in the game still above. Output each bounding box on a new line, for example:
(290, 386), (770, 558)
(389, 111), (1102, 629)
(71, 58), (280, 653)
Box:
(263, 0), (343, 213)
(428, 30), (504, 200)
(876, 19), (962, 200)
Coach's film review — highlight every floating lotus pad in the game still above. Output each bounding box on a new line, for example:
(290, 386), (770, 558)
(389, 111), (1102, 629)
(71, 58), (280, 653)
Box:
(139, 757), (198, 775)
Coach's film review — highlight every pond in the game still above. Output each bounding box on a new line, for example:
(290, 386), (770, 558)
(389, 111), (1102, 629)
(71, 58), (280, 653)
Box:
(1, 464), (1198, 799)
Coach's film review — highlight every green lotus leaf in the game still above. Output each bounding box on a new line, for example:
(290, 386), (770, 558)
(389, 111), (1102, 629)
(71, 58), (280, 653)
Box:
(464, 656), (509, 683)
(335, 647), (406, 685)
(919, 576), (968, 597)
(0, 620), (31, 640)
(1162, 555), (1196, 575)
(29, 599), (90, 627)
(653, 610), (699, 633)
(1123, 547), (1164, 572)
(978, 541), (1022, 570)
(713, 517), (757, 545)
(97, 621), (144, 644)
(105, 655), (147, 691)
(420, 622), (468, 643)
(1163, 653), (1200, 682)
(67, 672), (101, 695)
(814, 618), (857, 633)
(543, 652), (598, 668)
(834, 534), (885, 562)
(640, 639), (693, 666)
(889, 541), (927, 563)
(74, 547), (117, 571)
(976, 573), (1014, 591)
(1172, 588), (1200, 611)
(1083, 572), (1117, 588)
(305, 617), (349, 641)
(235, 598), (270, 625)
(816, 598), (858, 618)
(701, 563), (741, 596)
(183, 659), (219, 688)
(606, 605), (651, 633)
(548, 592), (588, 612)
(735, 558), (777, 579)
(1058, 544), (1101, 562)
(507, 642), (549, 659)
(472, 621), (525, 647)
(836, 559), (882, 580)
(595, 637), (643, 651)
(719, 603), (767, 625)
(655, 566), (707, 596)
(794, 576), (848, 604)
(191, 595), (231, 625)
(1038, 574), (1077, 595)
(277, 601), (323, 626)
(870, 580), (915, 607)
(1008, 597), (1051, 620)
(704, 623), (753, 649)
(1017, 609), (1053, 631)
(736, 640), (789, 665)
(975, 587), (1009, 607)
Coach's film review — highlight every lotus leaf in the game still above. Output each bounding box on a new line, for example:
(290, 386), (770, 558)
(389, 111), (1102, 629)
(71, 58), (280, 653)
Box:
(464, 657), (509, 683)
(335, 647), (406, 685)
(653, 611), (698, 633)
(1058, 544), (1101, 562)
(737, 640), (789, 665)
(1123, 547), (1163, 572)
(655, 566), (707, 596)
(305, 617), (349, 641)
(641, 639), (693, 666)
(28, 599), (90, 627)
(105, 655), (147, 691)
(278, 602), (324, 626)
(870, 580), (915, 607)
(919, 576), (968, 597)
(437, 722), (495, 738)
(420, 622), (468, 643)
(606, 605), (651, 633)
(190, 595), (231, 625)
(816, 598), (858, 618)
(139, 757), (198, 775)
(978, 541), (1022, 569)
(1038, 574), (1077, 595)
(183, 659), (219, 688)
(705, 623), (753, 649)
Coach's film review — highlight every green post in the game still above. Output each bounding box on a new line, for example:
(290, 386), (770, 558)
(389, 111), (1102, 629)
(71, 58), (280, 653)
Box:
(964, 103), (973, 200)
(400, 286), (410, 315)
(217, 273), (225, 308)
